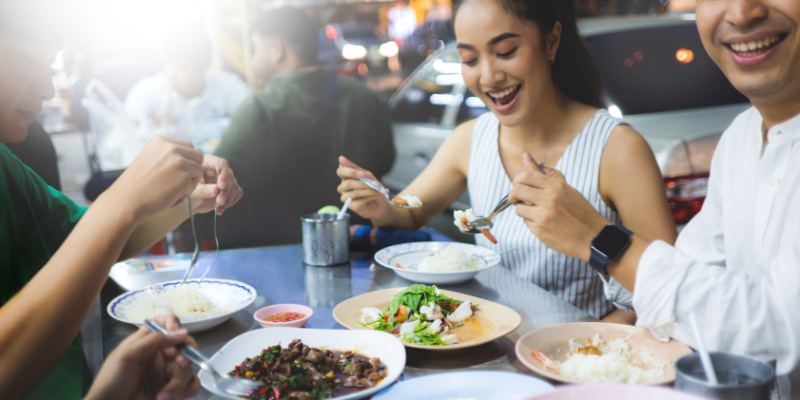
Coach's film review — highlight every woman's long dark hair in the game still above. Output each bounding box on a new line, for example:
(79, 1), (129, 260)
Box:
(455, 0), (603, 107)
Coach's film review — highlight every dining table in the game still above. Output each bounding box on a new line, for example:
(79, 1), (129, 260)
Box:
(99, 243), (598, 399)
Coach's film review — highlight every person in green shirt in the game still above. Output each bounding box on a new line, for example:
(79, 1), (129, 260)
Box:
(0, 2), (244, 399)
(210, 8), (395, 248)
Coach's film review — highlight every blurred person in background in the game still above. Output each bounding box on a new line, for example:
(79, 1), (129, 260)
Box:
(124, 24), (250, 142)
(0, 1), (244, 398)
(210, 8), (395, 248)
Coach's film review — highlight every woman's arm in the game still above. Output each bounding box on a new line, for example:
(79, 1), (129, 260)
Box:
(338, 119), (475, 231)
(598, 124), (677, 244)
(0, 138), (204, 400)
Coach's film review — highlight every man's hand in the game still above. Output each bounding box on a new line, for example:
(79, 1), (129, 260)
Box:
(508, 152), (610, 262)
(190, 154), (244, 215)
(84, 315), (200, 400)
(101, 137), (204, 223)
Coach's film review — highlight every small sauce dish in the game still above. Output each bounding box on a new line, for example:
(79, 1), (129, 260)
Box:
(254, 304), (313, 328)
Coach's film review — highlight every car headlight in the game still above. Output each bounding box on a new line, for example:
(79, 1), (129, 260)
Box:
(342, 44), (367, 60)
(379, 41), (399, 58)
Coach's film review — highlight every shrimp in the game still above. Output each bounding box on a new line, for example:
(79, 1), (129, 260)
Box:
(532, 349), (560, 372)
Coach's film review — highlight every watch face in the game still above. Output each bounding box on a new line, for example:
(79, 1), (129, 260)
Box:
(593, 225), (631, 260)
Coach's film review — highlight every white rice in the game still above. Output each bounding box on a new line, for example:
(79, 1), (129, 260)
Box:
(559, 334), (666, 384)
(416, 247), (484, 272)
(126, 284), (224, 323)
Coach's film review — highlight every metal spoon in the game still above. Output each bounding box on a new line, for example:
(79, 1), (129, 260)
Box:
(179, 197), (200, 285)
(359, 177), (421, 209)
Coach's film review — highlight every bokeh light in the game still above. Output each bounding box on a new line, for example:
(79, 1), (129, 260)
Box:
(676, 48), (694, 64)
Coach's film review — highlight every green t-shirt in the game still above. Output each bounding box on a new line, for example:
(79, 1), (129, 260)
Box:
(0, 144), (90, 399)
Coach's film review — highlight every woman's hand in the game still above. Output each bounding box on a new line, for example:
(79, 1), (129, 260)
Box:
(84, 315), (201, 400)
(337, 156), (390, 220)
(101, 137), (205, 223)
(509, 152), (610, 262)
(189, 154), (244, 216)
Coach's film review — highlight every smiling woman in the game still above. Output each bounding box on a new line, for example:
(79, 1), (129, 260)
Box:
(337, 0), (677, 322)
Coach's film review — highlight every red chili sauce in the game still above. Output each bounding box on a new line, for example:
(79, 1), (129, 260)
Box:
(264, 312), (305, 323)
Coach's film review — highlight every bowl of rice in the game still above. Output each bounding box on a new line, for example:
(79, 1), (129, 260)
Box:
(374, 242), (501, 284)
(107, 279), (257, 333)
(515, 322), (693, 385)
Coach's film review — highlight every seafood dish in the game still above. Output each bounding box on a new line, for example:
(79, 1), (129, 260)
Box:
(453, 209), (497, 244)
(229, 339), (387, 399)
(390, 194), (422, 208)
(532, 334), (667, 384)
(357, 284), (491, 346)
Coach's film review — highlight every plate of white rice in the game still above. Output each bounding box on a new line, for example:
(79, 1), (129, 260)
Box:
(516, 322), (693, 385)
(374, 242), (501, 284)
(107, 279), (257, 333)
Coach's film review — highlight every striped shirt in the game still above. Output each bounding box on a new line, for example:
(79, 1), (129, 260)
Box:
(467, 110), (624, 319)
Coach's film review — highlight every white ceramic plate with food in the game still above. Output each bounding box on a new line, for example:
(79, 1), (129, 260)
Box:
(515, 322), (693, 385)
(373, 371), (554, 399)
(333, 287), (521, 352)
(199, 327), (406, 400)
(374, 241), (501, 284)
(107, 279), (257, 333)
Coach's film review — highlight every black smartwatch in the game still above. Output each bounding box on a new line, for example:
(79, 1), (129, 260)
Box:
(589, 224), (633, 275)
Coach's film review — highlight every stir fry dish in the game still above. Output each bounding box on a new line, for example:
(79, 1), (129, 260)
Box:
(358, 284), (480, 345)
(229, 339), (387, 400)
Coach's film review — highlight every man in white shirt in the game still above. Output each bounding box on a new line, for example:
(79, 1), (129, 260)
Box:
(508, 0), (800, 397)
(124, 26), (250, 144)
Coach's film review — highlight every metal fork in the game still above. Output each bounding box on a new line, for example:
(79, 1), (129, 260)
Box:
(143, 319), (263, 397)
(463, 195), (512, 233)
(179, 197), (200, 285)
(464, 162), (546, 234)
(198, 158), (221, 284)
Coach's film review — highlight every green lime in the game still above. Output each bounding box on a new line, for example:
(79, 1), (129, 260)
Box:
(318, 205), (341, 214)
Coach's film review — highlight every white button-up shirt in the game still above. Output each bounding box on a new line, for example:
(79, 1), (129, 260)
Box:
(607, 107), (800, 398)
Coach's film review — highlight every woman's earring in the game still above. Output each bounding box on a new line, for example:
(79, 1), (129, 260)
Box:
(550, 56), (556, 65)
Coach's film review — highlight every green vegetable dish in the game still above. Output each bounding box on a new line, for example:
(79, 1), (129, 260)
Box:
(358, 284), (479, 345)
(229, 339), (386, 400)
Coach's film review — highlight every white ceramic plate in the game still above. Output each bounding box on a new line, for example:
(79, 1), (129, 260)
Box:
(107, 279), (256, 333)
(373, 371), (554, 399)
(374, 241), (501, 284)
(199, 327), (406, 400)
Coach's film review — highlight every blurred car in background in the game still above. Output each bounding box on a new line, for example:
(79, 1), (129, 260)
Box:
(397, 20), (455, 77)
(319, 23), (398, 77)
(382, 14), (750, 237)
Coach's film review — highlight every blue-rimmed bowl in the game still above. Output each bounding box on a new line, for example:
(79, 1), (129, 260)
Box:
(107, 279), (257, 333)
(374, 241), (501, 284)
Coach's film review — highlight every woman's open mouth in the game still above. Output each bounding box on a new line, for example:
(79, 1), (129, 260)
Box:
(725, 34), (788, 66)
(485, 84), (521, 113)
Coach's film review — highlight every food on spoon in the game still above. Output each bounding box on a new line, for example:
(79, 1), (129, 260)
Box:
(453, 209), (499, 244)
(230, 339), (387, 399)
(415, 247), (484, 273)
(531, 334), (667, 384)
(390, 194), (422, 208)
(126, 284), (224, 323)
(358, 284), (487, 346)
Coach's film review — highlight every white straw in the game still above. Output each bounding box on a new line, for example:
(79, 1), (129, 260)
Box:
(690, 314), (719, 385)
(339, 198), (352, 219)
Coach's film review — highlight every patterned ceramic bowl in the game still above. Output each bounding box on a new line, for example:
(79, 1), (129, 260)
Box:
(107, 279), (257, 333)
(374, 242), (501, 284)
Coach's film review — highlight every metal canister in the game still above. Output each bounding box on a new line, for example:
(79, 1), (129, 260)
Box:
(301, 213), (349, 266)
(675, 352), (775, 400)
